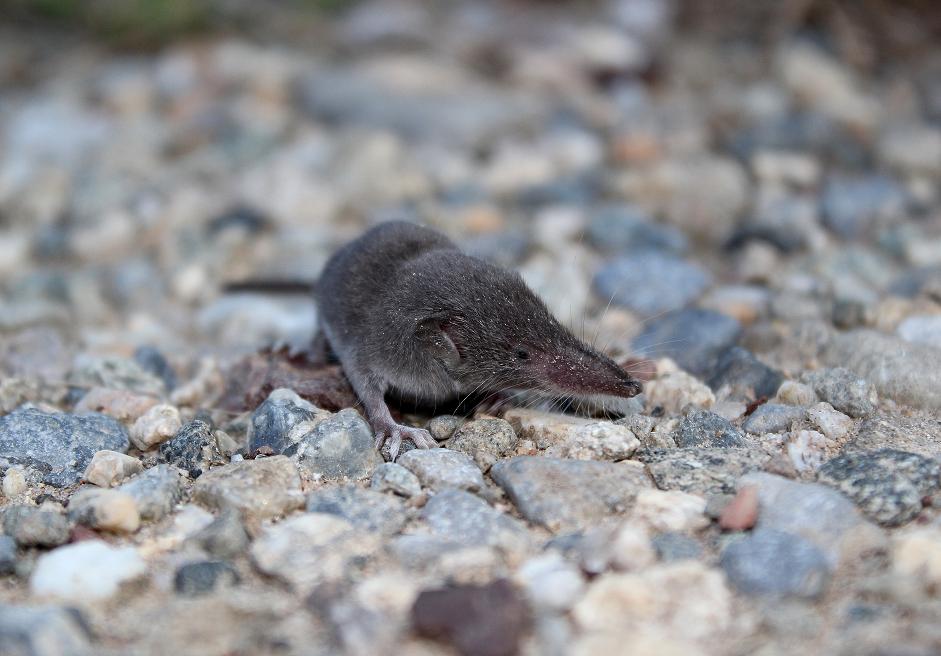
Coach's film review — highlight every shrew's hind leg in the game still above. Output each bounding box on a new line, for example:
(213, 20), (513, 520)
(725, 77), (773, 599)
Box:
(343, 361), (438, 460)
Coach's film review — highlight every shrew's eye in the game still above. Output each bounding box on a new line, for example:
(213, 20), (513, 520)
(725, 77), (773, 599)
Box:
(515, 349), (530, 360)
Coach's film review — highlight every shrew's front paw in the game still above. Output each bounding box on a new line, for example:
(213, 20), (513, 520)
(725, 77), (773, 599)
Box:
(373, 422), (438, 461)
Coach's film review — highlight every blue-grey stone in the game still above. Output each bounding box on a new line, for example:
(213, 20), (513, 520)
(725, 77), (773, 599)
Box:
(0, 536), (15, 575)
(307, 485), (406, 535)
(674, 410), (747, 448)
(708, 347), (783, 400)
(0, 407), (129, 487)
(743, 404), (805, 434)
(248, 388), (323, 457)
(817, 449), (940, 526)
(594, 253), (710, 317)
(291, 409), (382, 481)
(721, 528), (830, 598)
(160, 420), (221, 479)
(2, 506), (70, 548)
(632, 308), (742, 378)
(421, 489), (528, 548)
(651, 532), (703, 562)
(0, 604), (92, 656)
(821, 175), (907, 239)
(117, 464), (184, 521)
(174, 560), (240, 597)
(587, 205), (688, 255)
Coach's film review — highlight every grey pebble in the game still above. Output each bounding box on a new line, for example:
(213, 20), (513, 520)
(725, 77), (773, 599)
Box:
(632, 308), (742, 379)
(743, 404), (805, 434)
(594, 252), (711, 317)
(248, 388), (324, 457)
(0, 407), (129, 487)
(421, 489), (529, 549)
(652, 532), (703, 562)
(447, 418), (518, 472)
(191, 508), (250, 559)
(802, 367), (877, 418)
(817, 449), (940, 526)
(292, 409), (382, 481)
(0, 535), (17, 574)
(370, 462), (421, 497)
(2, 505), (70, 548)
(721, 528), (830, 598)
(306, 485), (407, 535)
(116, 464), (184, 521)
(674, 410), (747, 448)
(707, 347), (783, 400)
(490, 456), (652, 532)
(159, 420), (222, 478)
(398, 448), (485, 492)
(0, 604), (92, 656)
(174, 560), (240, 597)
(637, 448), (771, 496)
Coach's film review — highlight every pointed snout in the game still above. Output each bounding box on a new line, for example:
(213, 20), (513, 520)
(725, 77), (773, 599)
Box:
(544, 344), (644, 399)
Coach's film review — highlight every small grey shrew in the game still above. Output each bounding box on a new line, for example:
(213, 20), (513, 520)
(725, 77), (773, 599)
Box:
(229, 221), (643, 459)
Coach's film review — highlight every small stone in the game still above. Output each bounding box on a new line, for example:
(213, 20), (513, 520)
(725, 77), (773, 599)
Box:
(817, 449), (940, 526)
(447, 418), (518, 471)
(427, 415), (465, 442)
(0, 407), (130, 487)
(193, 456), (305, 522)
(638, 448), (771, 496)
(2, 506), (70, 548)
(68, 488), (140, 533)
(117, 464), (184, 522)
(0, 605), (92, 655)
(806, 402), (854, 441)
(892, 527), (941, 588)
(630, 489), (709, 533)
(68, 355), (166, 396)
(174, 560), (240, 597)
(490, 456), (652, 532)
(307, 485), (407, 535)
(651, 532), (703, 562)
(774, 381), (817, 406)
(719, 485), (759, 531)
(83, 450), (142, 487)
(821, 174), (906, 238)
(720, 528), (830, 598)
(587, 204), (688, 255)
(707, 347), (783, 400)
(743, 404), (805, 434)
(514, 553), (585, 612)
(292, 409), (383, 481)
(134, 345), (178, 391)
(849, 415), (941, 460)
(190, 508), (250, 559)
(250, 513), (379, 592)
(0, 535), (16, 574)
(786, 429), (832, 472)
(398, 449), (485, 492)
(673, 410), (747, 448)
(412, 579), (530, 656)
(594, 252), (711, 317)
(573, 562), (731, 641)
(129, 404), (182, 451)
(247, 387), (329, 457)
(740, 472), (872, 566)
(897, 315), (941, 350)
(370, 462), (421, 497)
(802, 368), (877, 418)
(822, 330), (941, 411)
(1, 466), (28, 497)
(73, 387), (159, 424)
(30, 541), (147, 601)
(544, 422), (640, 462)
(159, 420), (222, 478)
(575, 523), (657, 574)
(632, 309), (742, 379)
(642, 364), (716, 415)
(421, 489), (529, 549)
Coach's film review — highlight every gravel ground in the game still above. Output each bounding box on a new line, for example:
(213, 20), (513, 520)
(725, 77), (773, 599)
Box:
(2, 2), (941, 655)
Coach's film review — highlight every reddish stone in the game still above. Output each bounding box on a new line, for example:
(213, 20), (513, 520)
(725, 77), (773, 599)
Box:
(719, 485), (759, 531)
(412, 579), (530, 656)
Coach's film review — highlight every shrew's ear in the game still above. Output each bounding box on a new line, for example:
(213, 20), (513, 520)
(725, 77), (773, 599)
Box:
(415, 315), (461, 366)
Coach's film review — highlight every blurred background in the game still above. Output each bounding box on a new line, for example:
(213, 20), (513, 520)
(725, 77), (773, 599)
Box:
(1, 0), (940, 386)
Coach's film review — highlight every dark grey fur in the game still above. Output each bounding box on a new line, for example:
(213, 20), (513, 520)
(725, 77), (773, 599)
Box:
(314, 221), (642, 459)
